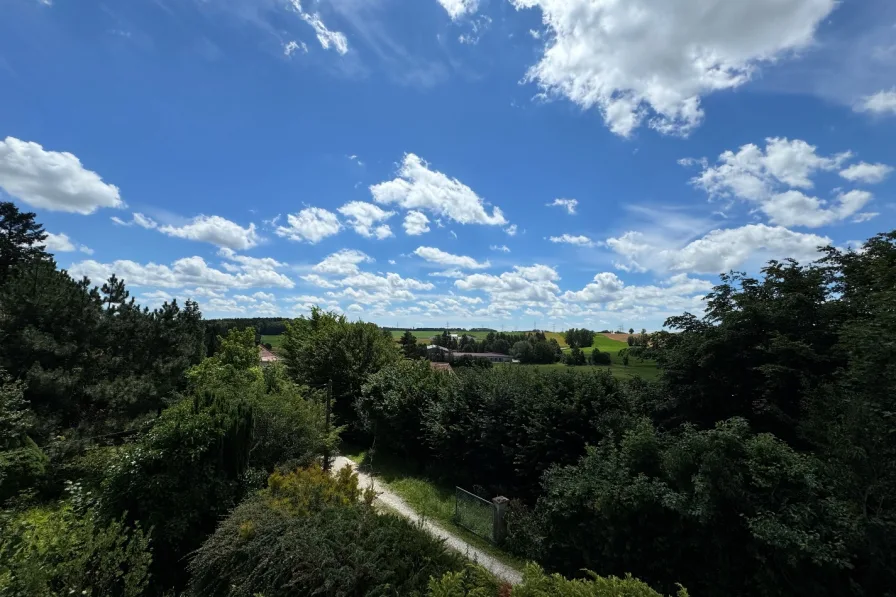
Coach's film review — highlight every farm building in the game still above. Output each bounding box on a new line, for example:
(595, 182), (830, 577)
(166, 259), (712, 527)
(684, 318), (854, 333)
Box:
(259, 345), (280, 365)
(449, 351), (512, 363)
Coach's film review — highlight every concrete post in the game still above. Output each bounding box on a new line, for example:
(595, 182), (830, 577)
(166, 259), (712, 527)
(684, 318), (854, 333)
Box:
(492, 496), (509, 544)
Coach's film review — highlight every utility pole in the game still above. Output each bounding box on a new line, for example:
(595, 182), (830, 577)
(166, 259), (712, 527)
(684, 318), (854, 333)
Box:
(323, 379), (332, 472)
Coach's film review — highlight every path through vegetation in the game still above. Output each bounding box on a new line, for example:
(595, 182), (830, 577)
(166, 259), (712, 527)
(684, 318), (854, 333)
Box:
(331, 456), (523, 585)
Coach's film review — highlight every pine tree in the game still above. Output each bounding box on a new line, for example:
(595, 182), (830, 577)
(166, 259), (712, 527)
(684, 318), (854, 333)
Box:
(0, 201), (49, 285)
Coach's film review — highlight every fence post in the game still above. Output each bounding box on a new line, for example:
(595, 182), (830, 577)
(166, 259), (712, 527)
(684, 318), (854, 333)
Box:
(492, 496), (509, 544)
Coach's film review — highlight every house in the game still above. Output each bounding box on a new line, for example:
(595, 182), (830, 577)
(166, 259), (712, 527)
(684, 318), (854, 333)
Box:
(259, 345), (280, 365)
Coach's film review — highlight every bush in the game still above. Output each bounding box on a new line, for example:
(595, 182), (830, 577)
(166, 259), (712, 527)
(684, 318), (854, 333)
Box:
(188, 466), (460, 597)
(427, 563), (687, 596)
(100, 391), (253, 589)
(0, 503), (152, 597)
(0, 436), (48, 503)
(590, 351), (612, 366)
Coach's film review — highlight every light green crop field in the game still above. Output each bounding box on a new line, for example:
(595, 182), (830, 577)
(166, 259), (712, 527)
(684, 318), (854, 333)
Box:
(260, 334), (284, 349)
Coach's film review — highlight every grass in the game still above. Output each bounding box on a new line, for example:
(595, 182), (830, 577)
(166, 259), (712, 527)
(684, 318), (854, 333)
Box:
(389, 330), (505, 344)
(340, 444), (526, 574)
(260, 334), (283, 349)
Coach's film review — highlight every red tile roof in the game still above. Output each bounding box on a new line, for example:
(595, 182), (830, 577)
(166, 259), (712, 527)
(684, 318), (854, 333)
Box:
(259, 346), (280, 363)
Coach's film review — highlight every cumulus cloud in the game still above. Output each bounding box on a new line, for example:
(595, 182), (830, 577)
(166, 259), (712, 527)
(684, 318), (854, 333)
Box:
(606, 224), (831, 275)
(69, 253), (294, 290)
(689, 137), (874, 227)
(563, 272), (713, 313)
(511, 0), (836, 136)
(413, 246), (490, 269)
(455, 264), (561, 304)
(313, 249), (374, 276)
(158, 215), (260, 250)
(111, 213), (158, 229)
(504, 224), (518, 236)
(43, 232), (93, 255)
(437, 0), (479, 20)
(370, 153), (507, 227)
(275, 207), (342, 243)
(403, 210), (430, 235)
(549, 234), (594, 246)
(429, 269), (467, 278)
(490, 245), (510, 252)
(839, 162), (893, 184)
(547, 198), (577, 214)
(855, 89), (896, 115)
(0, 136), (123, 214)
(338, 201), (394, 238)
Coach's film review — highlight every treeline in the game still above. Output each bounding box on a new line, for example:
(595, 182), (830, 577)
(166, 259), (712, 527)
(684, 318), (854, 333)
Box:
(203, 317), (288, 355)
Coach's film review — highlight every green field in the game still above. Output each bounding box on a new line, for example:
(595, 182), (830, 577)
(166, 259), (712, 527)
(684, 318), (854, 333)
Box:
(389, 329), (499, 343)
(260, 334), (284, 349)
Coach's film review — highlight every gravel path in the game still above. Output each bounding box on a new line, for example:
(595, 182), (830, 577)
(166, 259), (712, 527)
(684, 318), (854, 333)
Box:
(331, 456), (523, 586)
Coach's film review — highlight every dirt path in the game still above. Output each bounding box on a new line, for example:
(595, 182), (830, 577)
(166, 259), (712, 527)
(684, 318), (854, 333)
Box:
(331, 456), (523, 586)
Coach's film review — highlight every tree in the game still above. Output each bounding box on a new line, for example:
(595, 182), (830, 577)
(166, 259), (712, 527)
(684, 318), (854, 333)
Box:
(100, 391), (254, 588)
(0, 370), (47, 502)
(590, 351), (612, 366)
(629, 328), (634, 335)
(281, 307), (399, 434)
(399, 329), (420, 358)
(0, 201), (48, 285)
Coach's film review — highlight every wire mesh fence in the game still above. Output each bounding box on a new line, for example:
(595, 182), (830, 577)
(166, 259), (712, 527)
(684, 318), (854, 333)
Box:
(454, 486), (495, 542)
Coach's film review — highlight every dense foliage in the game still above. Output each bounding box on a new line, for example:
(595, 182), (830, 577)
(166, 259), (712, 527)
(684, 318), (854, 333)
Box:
(428, 564), (689, 597)
(188, 466), (461, 597)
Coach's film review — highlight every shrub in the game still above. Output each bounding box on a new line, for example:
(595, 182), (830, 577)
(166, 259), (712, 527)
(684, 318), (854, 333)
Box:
(188, 466), (460, 596)
(0, 503), (152, 597)
(427, 563), (687, 596)
(590, 351), (612, 366)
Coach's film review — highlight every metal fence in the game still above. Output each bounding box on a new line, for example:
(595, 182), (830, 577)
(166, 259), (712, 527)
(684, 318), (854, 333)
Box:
(454, 486), (495, 542)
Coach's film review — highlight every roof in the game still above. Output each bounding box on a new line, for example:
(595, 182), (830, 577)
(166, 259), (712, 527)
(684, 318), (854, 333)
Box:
(259, 346), (280, 363)
(429, 362), (453, 373)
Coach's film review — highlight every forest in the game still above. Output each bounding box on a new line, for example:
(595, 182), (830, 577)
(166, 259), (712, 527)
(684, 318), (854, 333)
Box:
(1, 200), (894, 597)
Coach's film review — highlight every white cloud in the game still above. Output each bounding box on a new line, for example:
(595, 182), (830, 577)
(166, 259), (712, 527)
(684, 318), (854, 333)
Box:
(413, 246), (489, 269)
(511, 0), (836, 136)
(370, 153), (507, 227)
(504, 224), (518, 236)
(111, 212), (157, 229)
(43, 232), (92, 255)
(429, 269), (466, 278)
(456, 264), (562, 304)
(313, 249), (374, 276)
(0, 136), (123, 214)
(301, 273), (338, 288)
(337, 201), (394, 238)
(547, 198), (577, 214)
(839, 162), (893, 184)
(690, 137), (871, 227)
(852, 212), (879, 223)
(275, 207), (341, 243)
(284, 40), (308, 56)
(158, 215), (260, 250)
(388, 259), (397, 265)
(490, 244), (510, 253)
(855, 89), (896, 115)
(403, 210), (430, 235)
(761, 190), (873, 228)
(549, 234), (594, 246)
(69, 254), (295, 290)
(253, 291), (276, 301)
(302, 12), (348, 55)
(563, 273), (713, 313)
(437, 0), (479, 20)
(606, 224), (831, 274)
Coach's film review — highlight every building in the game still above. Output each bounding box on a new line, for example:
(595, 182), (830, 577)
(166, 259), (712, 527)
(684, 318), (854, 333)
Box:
(259, 345), (280, 365)
(429, 362), (454, 373)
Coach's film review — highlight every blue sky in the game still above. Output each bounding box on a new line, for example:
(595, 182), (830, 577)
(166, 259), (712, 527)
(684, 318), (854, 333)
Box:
(1, 0), (894, 330)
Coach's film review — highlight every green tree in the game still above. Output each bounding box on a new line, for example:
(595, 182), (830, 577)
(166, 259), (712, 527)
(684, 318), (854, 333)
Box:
(281, 307), (399, 432)
(0, 201), (48, 285)
(399, 329), (421, 358)
(100, 391), (253, 589)
(0, 370), (47, 502)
